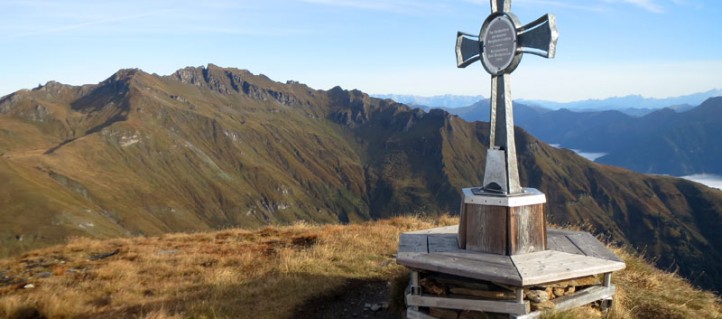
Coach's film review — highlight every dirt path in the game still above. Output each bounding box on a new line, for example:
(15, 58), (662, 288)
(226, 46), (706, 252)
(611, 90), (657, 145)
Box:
(295, 279), (402, 319)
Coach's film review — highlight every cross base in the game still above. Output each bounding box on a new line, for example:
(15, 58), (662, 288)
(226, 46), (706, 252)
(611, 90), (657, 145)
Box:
(458, 188), (547, 255)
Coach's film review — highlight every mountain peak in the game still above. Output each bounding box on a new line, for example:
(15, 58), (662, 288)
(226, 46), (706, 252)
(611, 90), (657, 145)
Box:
(105, 68), (143, 83)
(690, 96), (722, 116)
(169, 64), (267, 95)
(699, 96), (722, 107)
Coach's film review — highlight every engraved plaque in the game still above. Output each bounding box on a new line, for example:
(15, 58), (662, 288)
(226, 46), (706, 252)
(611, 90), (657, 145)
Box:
(482, 15), (517, 75)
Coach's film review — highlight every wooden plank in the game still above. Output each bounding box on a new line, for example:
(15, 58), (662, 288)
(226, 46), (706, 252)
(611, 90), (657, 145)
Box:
(406, 294), (530, 315)
(511, 251), (626, 286)
(511, 286), (616, 319)
(465, 203), (508, 255)
(566, 233), (623, 262)
(406, 225), (459, 235)
(517, 260), (624, 285)
(510, 249), (566, 263)
(546, 233), (584, 255)
(399, 252), (522, 286)
(547, 228), (580, 236)
(553, 285), (616, 311)
(399, 233), (429, 254)
(434, 251), (514, 267)
(428, 234), (459, 253)
(509, 204), (546, 255)
(397, 252), (425, 262)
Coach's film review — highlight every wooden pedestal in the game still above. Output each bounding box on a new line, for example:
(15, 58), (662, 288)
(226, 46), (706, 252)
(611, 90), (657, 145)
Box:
(458, 188), (547, 255)
(397, 226), (626, 319)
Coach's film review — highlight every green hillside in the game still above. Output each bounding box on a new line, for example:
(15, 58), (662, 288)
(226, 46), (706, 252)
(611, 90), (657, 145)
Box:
(1, 65), (721, 291)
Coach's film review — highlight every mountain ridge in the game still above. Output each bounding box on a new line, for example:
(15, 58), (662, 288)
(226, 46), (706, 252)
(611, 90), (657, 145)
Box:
(373, 89), (722, 113)
(521, 88), (722, 112)
(1, 64), (722, 291)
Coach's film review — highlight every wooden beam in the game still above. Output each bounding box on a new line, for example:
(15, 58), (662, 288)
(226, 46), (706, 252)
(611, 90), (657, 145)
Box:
(399, 233), (429, 253)
(511, 250), (625, 286)
(406, 225), (459, 234)
(433, 251), (512, 266)
(511, 285), (617, 319)
(398, 251), (522, 286)
(406, 294), (530, 315)
(546, 233), (584, 255)
(428, 234), (459, 253)
(553, 285), (616, 311)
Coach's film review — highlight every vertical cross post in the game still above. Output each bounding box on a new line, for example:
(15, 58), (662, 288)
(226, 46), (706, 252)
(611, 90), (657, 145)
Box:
(456, 0), (557, 195)
(487, 73), (521, 193)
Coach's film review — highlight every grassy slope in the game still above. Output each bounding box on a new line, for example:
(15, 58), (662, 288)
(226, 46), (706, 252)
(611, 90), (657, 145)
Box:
(0, 216), (719, 319)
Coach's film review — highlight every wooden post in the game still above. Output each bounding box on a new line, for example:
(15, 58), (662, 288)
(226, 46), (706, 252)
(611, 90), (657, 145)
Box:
(603, 273), (612, 287)
(411, 271), (421, 294)
(411, 271), (421, 311)
(516, 288), (525, 304)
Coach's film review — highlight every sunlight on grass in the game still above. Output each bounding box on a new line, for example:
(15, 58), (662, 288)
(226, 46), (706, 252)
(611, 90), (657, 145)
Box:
(0, 216), (719, 319)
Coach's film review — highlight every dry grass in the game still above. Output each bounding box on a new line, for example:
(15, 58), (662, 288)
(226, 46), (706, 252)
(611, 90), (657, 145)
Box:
(529, 247), (721, 319)
(0, 216), (454, 318)
(0, 215), (719, 319)
(607, 248), (722, 319)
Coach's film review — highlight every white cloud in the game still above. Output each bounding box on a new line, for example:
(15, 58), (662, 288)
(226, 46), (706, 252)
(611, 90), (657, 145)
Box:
(7, 11), (163, 39)
(681, 174), (722, 190)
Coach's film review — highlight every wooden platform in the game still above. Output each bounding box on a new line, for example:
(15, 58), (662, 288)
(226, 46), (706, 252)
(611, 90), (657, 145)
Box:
(397, 226), (625, 287)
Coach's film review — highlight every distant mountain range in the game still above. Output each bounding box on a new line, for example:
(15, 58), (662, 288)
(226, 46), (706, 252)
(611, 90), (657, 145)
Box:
(380, 89), (722, 116)
(426, 97), (722, 176)
(1, 65), (722, 291)
(371, 94), (483, 109)
(520, 89), (722, 112)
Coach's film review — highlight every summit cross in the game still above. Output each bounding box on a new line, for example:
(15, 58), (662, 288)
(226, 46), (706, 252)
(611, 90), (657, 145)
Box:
(456, 0), (558, 195)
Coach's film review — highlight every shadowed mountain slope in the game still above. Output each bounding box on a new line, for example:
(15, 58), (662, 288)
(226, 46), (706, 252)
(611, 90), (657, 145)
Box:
(1, 65), (721, 291)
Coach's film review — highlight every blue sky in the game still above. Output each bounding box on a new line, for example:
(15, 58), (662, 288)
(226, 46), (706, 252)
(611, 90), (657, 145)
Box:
(1, 0), (720, 102)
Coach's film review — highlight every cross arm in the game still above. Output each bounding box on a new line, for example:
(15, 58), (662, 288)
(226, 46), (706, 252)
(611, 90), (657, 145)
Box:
(517, 14), (558, 58)
(456, 32), (482, 68)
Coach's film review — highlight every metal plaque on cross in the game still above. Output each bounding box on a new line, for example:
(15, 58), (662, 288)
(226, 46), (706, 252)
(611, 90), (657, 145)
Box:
(456, 0), (558, 195)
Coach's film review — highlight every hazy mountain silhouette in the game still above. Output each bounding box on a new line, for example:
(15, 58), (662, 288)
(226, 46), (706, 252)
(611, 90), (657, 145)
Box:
(437, 98), (722, 176)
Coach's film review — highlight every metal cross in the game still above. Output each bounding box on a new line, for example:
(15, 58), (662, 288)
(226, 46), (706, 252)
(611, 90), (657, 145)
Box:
(456, 0), (558, 195)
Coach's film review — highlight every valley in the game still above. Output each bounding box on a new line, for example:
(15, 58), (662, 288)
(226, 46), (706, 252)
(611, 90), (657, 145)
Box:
(1, 65), (722, 291)
(432, 97), (722, 177)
